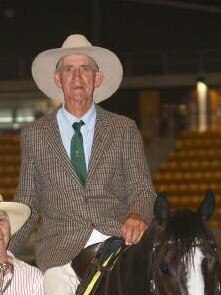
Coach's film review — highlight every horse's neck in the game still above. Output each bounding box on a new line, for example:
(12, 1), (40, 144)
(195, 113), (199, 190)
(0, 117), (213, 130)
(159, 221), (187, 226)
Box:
(113, 238), (153, 295)
(122, 236), (153, 277)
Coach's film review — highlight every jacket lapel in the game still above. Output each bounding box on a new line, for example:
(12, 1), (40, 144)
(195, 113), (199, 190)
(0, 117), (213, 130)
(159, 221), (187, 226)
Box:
(43, 107), (81, 184)
(87, 106), (111, 184)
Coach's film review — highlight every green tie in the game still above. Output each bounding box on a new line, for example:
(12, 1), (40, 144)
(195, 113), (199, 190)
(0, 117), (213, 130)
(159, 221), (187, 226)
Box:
(70, 120), (87, 186)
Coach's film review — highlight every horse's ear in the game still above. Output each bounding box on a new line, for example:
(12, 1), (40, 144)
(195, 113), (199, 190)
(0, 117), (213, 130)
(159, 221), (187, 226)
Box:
(196, 190), (216, 221)
(154, 192), (171, 224)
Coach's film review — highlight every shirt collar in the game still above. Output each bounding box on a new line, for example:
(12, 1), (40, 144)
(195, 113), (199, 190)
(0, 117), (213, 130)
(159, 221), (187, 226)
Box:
(7, 250), (29, 274)
(61, 103), (96, 128)
(7, 250), (18, 269)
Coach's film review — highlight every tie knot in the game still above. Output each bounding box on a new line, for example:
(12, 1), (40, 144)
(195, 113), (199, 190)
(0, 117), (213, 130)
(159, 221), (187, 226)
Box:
(72, 120), (85, 132)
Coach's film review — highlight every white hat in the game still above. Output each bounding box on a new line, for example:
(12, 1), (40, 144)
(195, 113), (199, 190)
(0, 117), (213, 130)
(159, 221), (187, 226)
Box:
(0, 195), (31, 235)
(32, 34), (123, 103)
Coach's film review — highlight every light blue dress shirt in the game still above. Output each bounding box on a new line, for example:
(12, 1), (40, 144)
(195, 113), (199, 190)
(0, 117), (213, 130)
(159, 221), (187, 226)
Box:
(57, 104), (96, 169)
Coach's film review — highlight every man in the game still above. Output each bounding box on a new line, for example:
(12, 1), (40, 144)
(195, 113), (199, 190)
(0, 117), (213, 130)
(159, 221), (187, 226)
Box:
(9, 34), (156, 294)
(0, 195), (44, 294)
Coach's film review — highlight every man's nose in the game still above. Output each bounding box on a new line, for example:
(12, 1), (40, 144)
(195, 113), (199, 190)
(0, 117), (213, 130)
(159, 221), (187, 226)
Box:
(71, 68), (81, 79)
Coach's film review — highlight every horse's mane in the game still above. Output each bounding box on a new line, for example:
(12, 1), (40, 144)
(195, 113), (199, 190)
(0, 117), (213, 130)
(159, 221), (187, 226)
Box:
(147, 207), (218, 268)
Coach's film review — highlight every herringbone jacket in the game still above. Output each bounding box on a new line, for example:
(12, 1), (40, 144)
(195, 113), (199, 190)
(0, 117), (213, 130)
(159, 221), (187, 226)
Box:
(9, 105), (156, 272)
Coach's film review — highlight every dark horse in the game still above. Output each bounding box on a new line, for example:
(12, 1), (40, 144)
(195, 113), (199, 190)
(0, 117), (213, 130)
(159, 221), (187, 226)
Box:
(76, 190), (221, 295)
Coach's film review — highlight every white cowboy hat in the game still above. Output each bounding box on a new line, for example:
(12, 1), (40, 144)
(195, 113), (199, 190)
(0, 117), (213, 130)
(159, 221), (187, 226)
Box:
(32, 34), (123, 103)
(0, 195), (31, 236)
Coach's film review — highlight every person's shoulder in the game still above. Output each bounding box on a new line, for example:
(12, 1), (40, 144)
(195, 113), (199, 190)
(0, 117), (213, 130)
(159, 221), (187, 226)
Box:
(15, 258), (43, 278)
(21, 106), (60, 134)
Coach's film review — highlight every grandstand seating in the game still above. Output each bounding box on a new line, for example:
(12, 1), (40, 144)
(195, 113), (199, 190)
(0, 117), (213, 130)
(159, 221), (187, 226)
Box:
(153, 129), (221, 228)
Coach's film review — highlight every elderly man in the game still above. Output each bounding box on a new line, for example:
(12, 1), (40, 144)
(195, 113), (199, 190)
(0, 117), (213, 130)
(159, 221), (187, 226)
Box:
(0, 195), (43, 294)
(9, 34), (156, 294)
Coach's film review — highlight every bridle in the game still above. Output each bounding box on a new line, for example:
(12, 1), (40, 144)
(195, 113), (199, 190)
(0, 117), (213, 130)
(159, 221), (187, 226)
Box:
(148, 237), (221, 294)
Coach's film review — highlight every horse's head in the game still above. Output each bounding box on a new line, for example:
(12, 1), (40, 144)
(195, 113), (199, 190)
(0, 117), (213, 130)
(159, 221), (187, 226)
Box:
(149, 190), (221, 295)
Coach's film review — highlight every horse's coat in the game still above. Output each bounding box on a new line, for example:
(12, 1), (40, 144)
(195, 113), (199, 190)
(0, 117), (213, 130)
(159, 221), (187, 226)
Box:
(76, 190), (221, 295)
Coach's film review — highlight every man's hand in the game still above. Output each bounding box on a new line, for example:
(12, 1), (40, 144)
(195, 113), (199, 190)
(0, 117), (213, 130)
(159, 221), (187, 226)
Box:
(121, 213), (148, 245)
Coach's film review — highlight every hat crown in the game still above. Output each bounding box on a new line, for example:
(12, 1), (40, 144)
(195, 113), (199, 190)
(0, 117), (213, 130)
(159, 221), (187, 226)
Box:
(32, 33), (123, 103)
(62, 34), (92, 49)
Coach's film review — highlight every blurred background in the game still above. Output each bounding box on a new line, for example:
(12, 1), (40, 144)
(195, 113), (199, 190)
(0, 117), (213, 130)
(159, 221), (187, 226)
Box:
(0, 0), (221, 259)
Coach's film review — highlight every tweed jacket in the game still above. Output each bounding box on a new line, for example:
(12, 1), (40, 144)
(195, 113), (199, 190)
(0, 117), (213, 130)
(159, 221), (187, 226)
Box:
(9, 105), (156, 272)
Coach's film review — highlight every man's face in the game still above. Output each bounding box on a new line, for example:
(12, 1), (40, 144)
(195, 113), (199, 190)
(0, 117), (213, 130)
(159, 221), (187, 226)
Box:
(54, 54), (103, 108)
(0, 211), (10, 251)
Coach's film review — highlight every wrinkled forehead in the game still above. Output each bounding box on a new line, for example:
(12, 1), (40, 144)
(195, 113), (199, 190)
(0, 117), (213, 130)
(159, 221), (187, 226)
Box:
(58, 53), (97, 66)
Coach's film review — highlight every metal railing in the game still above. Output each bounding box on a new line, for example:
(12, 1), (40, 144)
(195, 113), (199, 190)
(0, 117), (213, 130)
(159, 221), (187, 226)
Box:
(0, 48), (221, 79)
(121, 48), (221, 76)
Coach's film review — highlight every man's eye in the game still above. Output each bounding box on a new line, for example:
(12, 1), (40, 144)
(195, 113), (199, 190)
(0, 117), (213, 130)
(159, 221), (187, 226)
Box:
(62, 66), (74, 73)
(81, 66), (89, 71)
(0, 217), (7, 223)
(66, 66), (73, 72)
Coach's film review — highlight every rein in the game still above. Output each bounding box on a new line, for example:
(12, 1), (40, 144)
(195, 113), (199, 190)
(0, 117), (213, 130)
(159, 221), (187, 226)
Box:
(76, 238), (130, 295)
(103, 246), (130, 295)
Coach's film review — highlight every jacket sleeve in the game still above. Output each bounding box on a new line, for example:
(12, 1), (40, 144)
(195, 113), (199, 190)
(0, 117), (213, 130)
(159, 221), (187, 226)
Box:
(8, 128), (39, 254)
(122, 120), (156, 224)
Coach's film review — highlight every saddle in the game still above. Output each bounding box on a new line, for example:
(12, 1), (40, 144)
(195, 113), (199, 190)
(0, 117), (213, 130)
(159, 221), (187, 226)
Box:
(71, 237), (125, 295)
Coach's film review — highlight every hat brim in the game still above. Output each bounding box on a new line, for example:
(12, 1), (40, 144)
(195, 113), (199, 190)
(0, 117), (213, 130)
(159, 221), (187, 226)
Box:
(32, 46), (123, 103)
(0, 202), (31, 236)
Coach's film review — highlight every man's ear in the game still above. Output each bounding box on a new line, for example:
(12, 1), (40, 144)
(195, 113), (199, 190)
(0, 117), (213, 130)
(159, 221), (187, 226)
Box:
(54, 72), (62, 89)
(95, 71), (104, 88)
